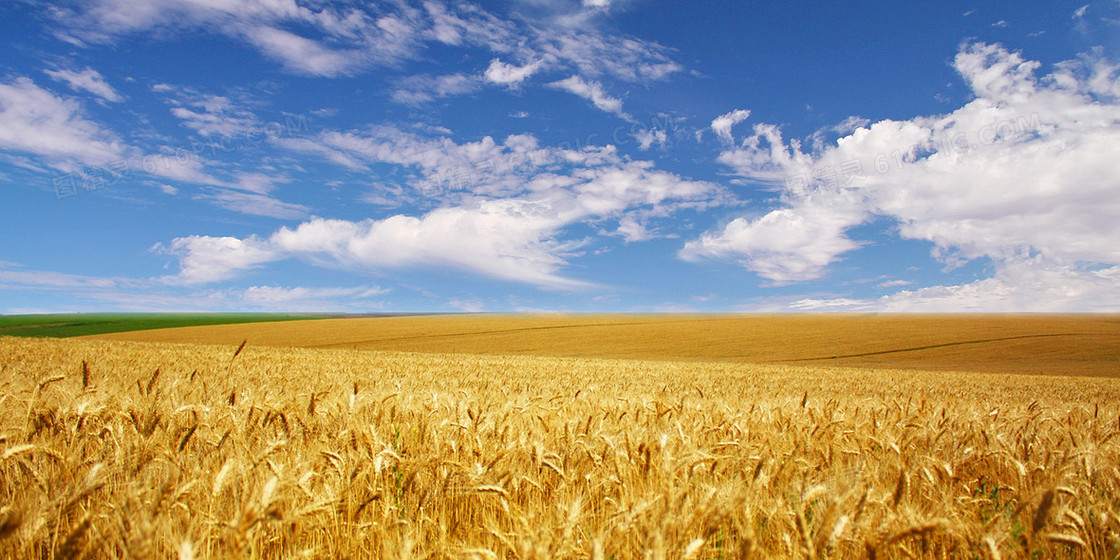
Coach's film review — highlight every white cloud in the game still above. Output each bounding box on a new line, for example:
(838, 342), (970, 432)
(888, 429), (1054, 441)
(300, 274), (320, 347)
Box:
(795, 258), (1120, 312)
(52, 0), (681, 93)
(0, 258), (390, 312)
(173, 127), (723, 288)
(0, 77), (126, 168)
(158, 235), (279, 284)
(447, 298), (486, 312)
(421, 1), (515, 48)
(877, 279), (912, 289)
(44, 67), (123, 102)
(142, 153), (223, 186)
(273, 137), (366, 170)
(0, 267), (120, 290)
(161, 91), (258, 137)
(788, 297), (871, 312)
(680, 195), (866, 284)
(549, 75), (629, 119)
(484, 58), (542, 85)
(634, 128), (667, 150)
(170, 159), (717, 289)
(615, 214), (651, 242)
(241, 284), (388, 307)
(200, 189), (309, 220)
(244, 25), (363, 77)
(390, 73), (482, 105)
(0, 77), (240, 197)
(229, 171), (285, 195)
(289, 126), (556, 199)
(53, 0), (420, 76)
(880, 259), (1120, 312)
(145, 86), (312, 215)
(710, 109), (750, 143)
(268, 207), (595, 290)
(684, 42), (1120, 308)
(535, 26), (681, 83)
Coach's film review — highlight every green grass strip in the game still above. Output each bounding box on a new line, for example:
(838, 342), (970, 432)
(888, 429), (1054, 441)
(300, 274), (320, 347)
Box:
(0, 313), (331, 338)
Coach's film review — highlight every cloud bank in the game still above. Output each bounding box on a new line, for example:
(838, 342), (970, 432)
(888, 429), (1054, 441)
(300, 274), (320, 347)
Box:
(683, 42), (1120, 310)
(166, 128), (722, 289)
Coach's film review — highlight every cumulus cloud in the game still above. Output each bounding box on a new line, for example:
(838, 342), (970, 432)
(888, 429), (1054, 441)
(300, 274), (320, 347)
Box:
(44, 67), (123, 102)
(681, 195), (866, 284)
(683, 42), (1120, 309)
(158, 235), (279, 284)
(169, 127), (722, 288)
(168, 158), (717, 288)
(273, 206), (590, 289)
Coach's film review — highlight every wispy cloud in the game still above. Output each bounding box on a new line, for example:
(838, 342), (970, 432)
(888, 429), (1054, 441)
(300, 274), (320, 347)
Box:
(44, 67), (123, 102)
(0, 258), (390, 312)
(484, 58), (542, 86)
(244, 25), (366, 77)
(0, 77), (126, 169)
(391, 73), (482, 105)
(51, 1), (681, 114)
(199, 188), (309, 220)
(156, 86), (260, 137)
(548, 75), (629, 119)
(710, 109), (750, 144)
(793, 259), (1120, 312)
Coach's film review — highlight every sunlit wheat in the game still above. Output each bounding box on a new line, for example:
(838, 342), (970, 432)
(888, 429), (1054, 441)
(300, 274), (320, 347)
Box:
(1, 336), (1118, 558)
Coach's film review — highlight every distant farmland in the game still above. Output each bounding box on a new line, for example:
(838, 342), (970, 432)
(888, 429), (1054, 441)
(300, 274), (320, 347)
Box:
(89, 314), (1120, 377)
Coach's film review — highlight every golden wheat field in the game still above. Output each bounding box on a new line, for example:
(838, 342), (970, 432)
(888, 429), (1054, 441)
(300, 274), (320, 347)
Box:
(3, 325), (1120, 559)
(91, 314), (1120, 377)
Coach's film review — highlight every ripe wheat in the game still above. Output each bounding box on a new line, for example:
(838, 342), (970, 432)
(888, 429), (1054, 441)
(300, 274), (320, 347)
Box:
(1, 336), (1118, 559)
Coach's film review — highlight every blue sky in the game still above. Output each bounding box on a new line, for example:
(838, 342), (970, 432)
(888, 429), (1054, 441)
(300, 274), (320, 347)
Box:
(2, 0), (1119, 313)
